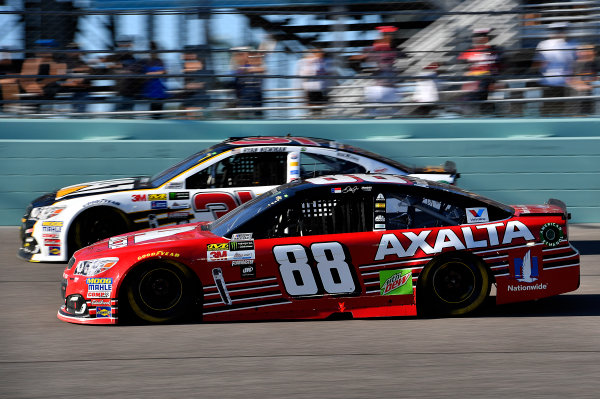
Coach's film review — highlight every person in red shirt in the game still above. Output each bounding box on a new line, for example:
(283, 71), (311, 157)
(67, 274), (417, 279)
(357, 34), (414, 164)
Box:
(458, 28), (503, 115)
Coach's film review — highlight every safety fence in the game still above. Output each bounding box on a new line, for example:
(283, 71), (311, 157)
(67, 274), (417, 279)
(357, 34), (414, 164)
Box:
(0, 1), (599, 119)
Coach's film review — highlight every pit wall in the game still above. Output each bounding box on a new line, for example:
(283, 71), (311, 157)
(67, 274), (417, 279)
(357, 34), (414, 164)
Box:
(1, 118), (598, 224)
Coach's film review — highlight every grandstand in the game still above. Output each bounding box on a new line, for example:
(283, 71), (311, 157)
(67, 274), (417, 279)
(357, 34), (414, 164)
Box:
(0, 0), (598, 118)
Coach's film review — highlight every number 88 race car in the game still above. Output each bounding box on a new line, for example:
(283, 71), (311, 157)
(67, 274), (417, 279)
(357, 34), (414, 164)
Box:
(19, 136), (458, 263)
(58, 174), (579, 325)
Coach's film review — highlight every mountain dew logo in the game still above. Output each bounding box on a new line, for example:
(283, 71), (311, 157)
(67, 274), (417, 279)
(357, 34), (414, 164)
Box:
(380, 269), (412, 295)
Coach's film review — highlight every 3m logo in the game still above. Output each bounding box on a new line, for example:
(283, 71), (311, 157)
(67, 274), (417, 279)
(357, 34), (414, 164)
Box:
(131, 194), (147, 202)
(208, 251), (228, 262)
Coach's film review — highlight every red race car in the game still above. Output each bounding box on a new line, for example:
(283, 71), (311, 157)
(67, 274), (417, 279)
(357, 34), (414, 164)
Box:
(58, 174), (580, 325)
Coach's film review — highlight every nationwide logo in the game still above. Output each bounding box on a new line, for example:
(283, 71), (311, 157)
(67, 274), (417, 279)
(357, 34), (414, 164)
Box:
(376, 193), (385, 201)
(375, 215), (385, 222)
(508, 284), (548, 291)
(380, 270), (412, 295)
(513, 250), (539, 283)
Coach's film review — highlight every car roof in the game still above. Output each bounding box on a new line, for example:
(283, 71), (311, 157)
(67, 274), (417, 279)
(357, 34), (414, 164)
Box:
(220, 136), (413, 172)
(287, 173), (513, 212)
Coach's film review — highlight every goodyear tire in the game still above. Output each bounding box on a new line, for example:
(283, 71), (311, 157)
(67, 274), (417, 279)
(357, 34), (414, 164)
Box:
(418, 255), (490, 317)
(70, 208), (129, 253)
(124, 261), (195, 324)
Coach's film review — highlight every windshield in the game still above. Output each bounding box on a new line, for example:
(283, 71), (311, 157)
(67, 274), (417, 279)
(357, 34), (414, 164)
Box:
(210, 181), (303, 237)
(149, 144), (226, 187)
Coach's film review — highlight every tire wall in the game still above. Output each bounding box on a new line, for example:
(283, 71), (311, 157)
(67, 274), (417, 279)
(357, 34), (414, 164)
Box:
(1, 118), (599, 224)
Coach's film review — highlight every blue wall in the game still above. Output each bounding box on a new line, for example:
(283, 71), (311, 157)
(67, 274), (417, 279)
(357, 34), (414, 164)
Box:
(1, 118), (599, 224)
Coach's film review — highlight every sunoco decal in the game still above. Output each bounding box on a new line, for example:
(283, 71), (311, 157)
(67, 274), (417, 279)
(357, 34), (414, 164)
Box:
(380, 269), (412, 295)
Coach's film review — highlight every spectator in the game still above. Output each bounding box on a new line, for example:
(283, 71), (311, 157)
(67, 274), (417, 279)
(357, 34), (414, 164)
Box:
(141, 41), (169, 119)
(232, 48), (265, 118)
(105, 36), (143, 115)
(60, 42), (92, 114)
(297, 48), (330, 116)
(352, 26), (405, 116)
(571, 44), (598, 115)
(458, 28), (504, 115)
(180, 48), (210, 119)
(0, 48), (20, 113)
(412, 62), (441, 116)
(19, 39), (66, 113)
(533, 23), (577, 116)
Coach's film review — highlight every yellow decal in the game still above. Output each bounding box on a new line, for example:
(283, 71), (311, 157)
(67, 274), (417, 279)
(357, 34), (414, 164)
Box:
(207, 243), (229, 251)
(148, 194), (167, 201)
(137, 251), (181, 261)
(56, 185), (89, 199)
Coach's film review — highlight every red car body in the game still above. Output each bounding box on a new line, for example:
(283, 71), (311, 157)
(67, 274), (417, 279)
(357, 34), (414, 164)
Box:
(58, 174), (580, 325)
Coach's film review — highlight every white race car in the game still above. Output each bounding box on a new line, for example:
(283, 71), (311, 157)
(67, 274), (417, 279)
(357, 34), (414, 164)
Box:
(19, 136), (458, 262)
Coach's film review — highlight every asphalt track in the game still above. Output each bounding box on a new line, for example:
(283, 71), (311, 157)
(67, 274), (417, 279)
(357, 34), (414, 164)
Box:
(1, 225), (599, 399)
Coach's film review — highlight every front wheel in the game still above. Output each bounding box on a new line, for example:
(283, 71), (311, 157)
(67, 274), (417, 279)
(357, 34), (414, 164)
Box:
(123, 262), (195, 324)
(418, 255), (490, 317)
(70, 209), (129, 253)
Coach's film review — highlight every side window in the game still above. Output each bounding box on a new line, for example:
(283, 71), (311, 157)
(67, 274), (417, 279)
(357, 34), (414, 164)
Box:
(300, 153), (366, 178)
(384, 190), (465, 230)
(243, 190), (373, 239)
(186, 152), (287, 189)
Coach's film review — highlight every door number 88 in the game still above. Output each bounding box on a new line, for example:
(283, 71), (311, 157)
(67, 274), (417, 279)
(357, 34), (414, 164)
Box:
(273, 242), (357, 297)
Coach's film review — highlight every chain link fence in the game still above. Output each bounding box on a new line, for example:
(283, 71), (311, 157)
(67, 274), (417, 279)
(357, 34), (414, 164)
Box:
(0, 0), (599, 119)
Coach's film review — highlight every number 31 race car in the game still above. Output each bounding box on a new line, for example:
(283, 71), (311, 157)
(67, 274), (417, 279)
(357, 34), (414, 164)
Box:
(58, 174), (579, 324)
(19, 136), (458, 263)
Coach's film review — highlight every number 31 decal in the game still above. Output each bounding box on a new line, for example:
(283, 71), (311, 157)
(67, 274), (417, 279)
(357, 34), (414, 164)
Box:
(273, 242), (358, 297)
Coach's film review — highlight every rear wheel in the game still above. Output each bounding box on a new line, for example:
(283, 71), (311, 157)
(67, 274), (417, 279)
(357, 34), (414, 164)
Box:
(418, 255), (490, 317)
(123, 262), (196, 324)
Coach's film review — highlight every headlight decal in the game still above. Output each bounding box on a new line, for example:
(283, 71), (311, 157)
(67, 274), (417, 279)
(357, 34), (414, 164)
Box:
(74, 258), (119, 276)
(30, 206), (66, 220)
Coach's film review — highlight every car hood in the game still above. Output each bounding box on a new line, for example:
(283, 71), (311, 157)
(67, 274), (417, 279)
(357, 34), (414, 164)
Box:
(54, 177), (150, 201)
(76, 223), (219, 256)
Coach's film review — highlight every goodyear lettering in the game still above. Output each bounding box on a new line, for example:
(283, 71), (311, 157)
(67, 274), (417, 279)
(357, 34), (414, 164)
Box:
(375, 221), (534, 261)
(137, 251), (181, 261)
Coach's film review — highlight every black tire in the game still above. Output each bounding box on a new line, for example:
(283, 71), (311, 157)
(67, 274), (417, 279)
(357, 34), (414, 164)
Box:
(123, 261), (195, 324)
(418, 255), (490, 317)
(69, 208), (129, 253)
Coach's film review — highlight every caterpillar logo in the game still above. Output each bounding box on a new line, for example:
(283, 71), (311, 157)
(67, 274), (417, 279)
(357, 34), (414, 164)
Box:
(207, 243), (229, 251)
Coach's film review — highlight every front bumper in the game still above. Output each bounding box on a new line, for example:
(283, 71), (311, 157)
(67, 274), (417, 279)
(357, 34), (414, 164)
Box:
(58, 275), (119, 325)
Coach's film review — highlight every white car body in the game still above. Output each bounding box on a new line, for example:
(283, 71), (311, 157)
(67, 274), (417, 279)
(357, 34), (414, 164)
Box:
(19, 136), (457, 262)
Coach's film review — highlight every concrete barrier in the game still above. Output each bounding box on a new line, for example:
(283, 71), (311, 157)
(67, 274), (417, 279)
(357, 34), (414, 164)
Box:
(1, 118), (598, 224)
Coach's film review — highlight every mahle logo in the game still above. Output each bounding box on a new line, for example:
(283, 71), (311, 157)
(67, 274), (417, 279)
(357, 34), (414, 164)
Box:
(379, 269), (412, 296)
